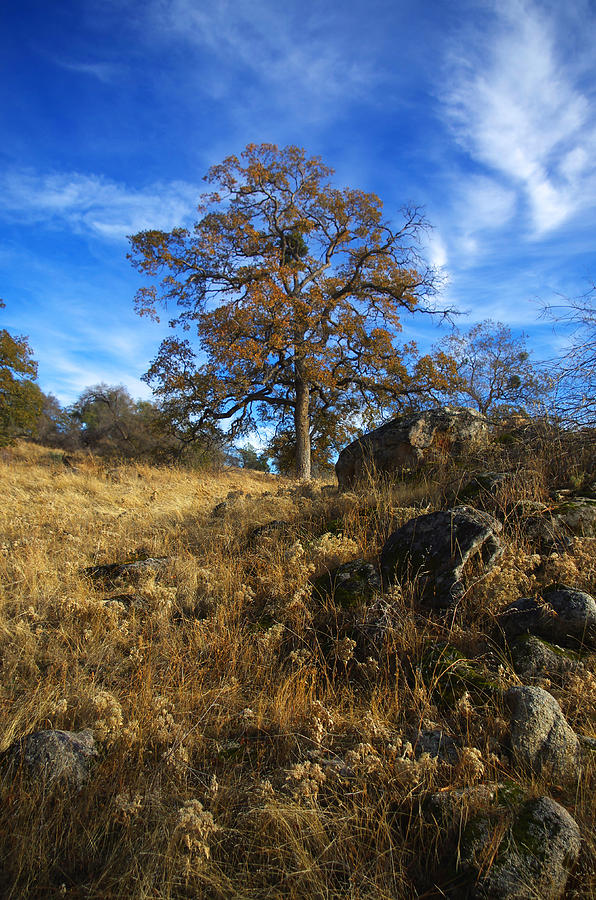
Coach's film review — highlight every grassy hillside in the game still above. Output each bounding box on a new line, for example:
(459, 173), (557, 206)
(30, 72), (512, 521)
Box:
(0, 439), (594, 898)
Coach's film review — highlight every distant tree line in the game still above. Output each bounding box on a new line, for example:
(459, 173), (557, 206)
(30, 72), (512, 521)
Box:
(2, 288), (594, 473)
(24, 317), (555, 473)
(31, 383), (232, 465)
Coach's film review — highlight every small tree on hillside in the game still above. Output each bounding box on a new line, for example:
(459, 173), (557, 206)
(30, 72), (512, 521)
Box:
(70, 384), (140, 455)
(35, 392), (78, 448)
(432, 320), (552, 417)
(543, 289), (596, 427)
(0, 300), (43, 445)
(237, 444), (270, 472)
(129, 143), (448, 480)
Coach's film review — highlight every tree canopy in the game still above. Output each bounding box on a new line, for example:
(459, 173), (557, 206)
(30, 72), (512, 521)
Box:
(431, 320), (552, 417)
(0, 300), (43, 445)
(129, 143), (447, 479)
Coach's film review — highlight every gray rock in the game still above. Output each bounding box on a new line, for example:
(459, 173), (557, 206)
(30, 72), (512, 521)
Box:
(554, 497), (596, 536)
(460, 796), (581, 900)
(498, 585), (596, 648)
(510, 635), (581, 681)
(578, 733), (596, 752)
(427, 782), (501, 819)
(419, 642), (501, 701)
(454, 471), (513, 508)
(520, 512), (573, 554)
(212, 501), (228, 517)
(380, 505), (503, 607)
(335, 406), (488, 490)
(506, 685), (581, 783)
(498, 597), (556, 643)
(542, 584), (596, 647)
(413, 729), (460, 763)
(314, 559), (381, 609)
(3, 729), (97, 790)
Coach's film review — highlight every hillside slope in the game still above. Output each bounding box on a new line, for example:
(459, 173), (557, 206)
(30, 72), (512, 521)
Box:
(0, 440), (594, 898)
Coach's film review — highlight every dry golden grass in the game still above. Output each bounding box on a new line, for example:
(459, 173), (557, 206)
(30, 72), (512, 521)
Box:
(0, 441), (594, 898)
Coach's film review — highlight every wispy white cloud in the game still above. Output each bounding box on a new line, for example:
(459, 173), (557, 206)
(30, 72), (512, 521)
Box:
(1, 245), (170, 404)
(52, 58), (120, 83)
(0, 170), (199, 240)
(441, 0), (596, 237)
(426, 231), (448, 270)
(459, 176), (517, 233)
(144, 0), (377, 121)
(43, 354), (154, 405)
(30, 311), (163, 404)
(444, 174), (518, 264)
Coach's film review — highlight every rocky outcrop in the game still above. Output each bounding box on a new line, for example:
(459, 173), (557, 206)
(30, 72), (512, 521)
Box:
(499, 585), (596, 648)
(2, 729), (97, 790)
(380, 505), (503, 607)
(505, 686), (581, 783)
(460, 795), (581, 900)
(335, 407), (488, 490)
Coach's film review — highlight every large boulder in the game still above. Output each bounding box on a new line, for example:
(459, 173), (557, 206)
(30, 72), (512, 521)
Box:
(505, 686), (581, 783)
(498, 584), (596, 648)
(335, 406), (488, 490)
(2, 729), (97, 790)
(380, 506), (503, 608)
(459, 796), (581, 900)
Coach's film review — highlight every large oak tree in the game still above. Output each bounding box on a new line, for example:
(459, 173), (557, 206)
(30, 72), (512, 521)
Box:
(129, 144), (446, 479)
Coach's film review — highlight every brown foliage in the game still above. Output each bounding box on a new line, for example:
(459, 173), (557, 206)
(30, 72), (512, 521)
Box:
(129, 144), (451, 479)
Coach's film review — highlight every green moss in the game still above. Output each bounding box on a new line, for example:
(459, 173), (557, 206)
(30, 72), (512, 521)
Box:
(420, 643), (502, 705)
(461, 799), (539, 889)
(557, 498), (596, 511)
(494, 779), (527, 810)
(515, 634), (582, 662)
(509, 804), (548, 862)
(313, 560), (380, 610)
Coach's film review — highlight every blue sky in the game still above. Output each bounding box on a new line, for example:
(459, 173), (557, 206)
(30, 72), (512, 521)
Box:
(1, 0), (596, 405)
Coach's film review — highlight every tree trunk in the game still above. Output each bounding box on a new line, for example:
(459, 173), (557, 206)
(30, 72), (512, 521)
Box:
(294, 379), (311, 480)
